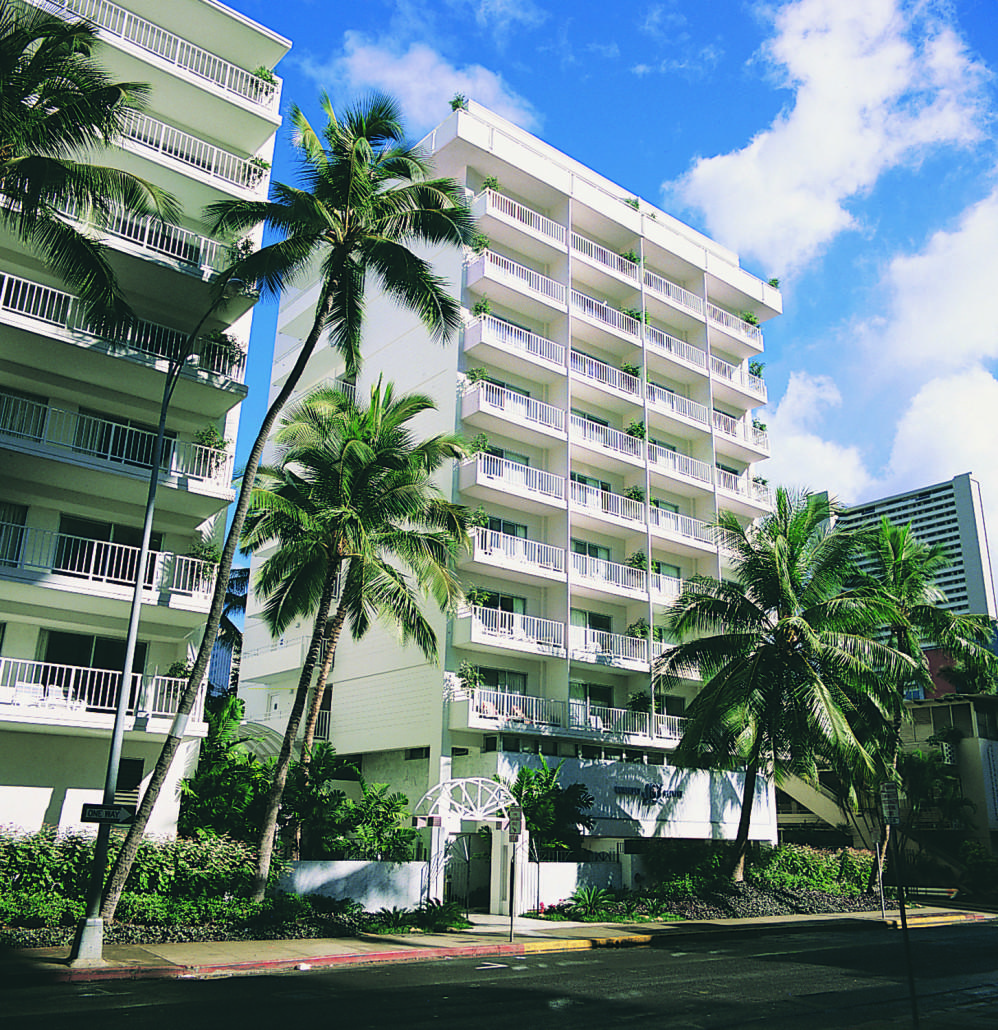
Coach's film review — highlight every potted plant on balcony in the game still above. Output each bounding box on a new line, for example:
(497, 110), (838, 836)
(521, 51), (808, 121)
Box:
(625, 419), (646, 440)
(464, 586), (492, 608)
(465, 432), (490, 456)
(620, 361), (641, 378)
(739, 310), (760, 327)
(201, 329), (244, 372)
(749, 360), (765, 379)
(471, 297), (492, 318)
(481, 175), (501, 193)
(471, 232), (490, 254)
(767, 277), (780, 288)
(450, 93), (468, 111)
(195, 423), (230, 473)
(247, 155), (270, 187)
(458, 660), (484, 693)
(468, 505), (490, 528)
(624, 485), (645, 503)
(624, 197), (640, 210)
(625, 551), (648, 571)
(465, 367), (490, 385)
(621, 306), (648, 324)
(167, 660), (193, 680)
(752, 418), (767, 432)
(619, 250), (639, 265)
(252, 66), (278, 86)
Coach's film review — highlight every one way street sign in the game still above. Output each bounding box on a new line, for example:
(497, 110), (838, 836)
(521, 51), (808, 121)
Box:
(81, 803), (136, 825)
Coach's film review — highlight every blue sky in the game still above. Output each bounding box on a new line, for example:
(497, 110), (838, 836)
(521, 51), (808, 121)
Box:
(227, 0), (998, 544)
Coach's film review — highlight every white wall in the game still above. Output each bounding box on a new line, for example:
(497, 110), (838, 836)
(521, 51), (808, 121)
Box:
(280, 860), (429, 909)
(522, 861), (622, 910)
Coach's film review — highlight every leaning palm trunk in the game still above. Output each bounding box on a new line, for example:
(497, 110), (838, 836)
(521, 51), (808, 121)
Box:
(100, 285), (337, 921)
(250, 560), (341, 901)
(730, 760), (759, 882)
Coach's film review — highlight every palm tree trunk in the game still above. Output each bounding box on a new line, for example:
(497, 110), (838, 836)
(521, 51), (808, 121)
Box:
(101, 283), (338, 922)
(250, 560), (341, 902)
(730, 760), (760, 882)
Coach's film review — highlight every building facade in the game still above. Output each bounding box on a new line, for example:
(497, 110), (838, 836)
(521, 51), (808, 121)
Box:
(240, 102), (782, 866)
(0, 0), (289, 834)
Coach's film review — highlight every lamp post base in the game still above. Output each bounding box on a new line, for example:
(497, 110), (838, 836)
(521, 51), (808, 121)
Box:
(68, 918), (106, 966)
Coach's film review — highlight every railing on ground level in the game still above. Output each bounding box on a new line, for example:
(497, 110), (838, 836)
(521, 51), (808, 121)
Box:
(475, 315), (565, 366)
(569, 701), (686, 741)
(643, 269), (704, 317)
(0, 522), (216, 598)
(569, 481), (644, 523)
(0, 391), (233, 490)
(467, 381), (564, 432)
(648, 444), (712, 484)
(466, 606), (566, 652)
(0, 269), (246, 380)
(471, 527), (565, 573)
(570, 351), (641, 397)
(0, 657), (204, 722)
(571, 414), (644, 460)
(645, 325), (707, 369)
(570, 552), (646, 593)
(467, 453), (565, 501)
(648, 507), (715, 546)
(478, 251), (566, 305)
(646, 383), (708, 425)
(706, 302), (763, 345)
(571, 289), (641, 338)
(569, 626), (648, 664)
(470, 688), (564, 726)
(571, 232), (639, 281)
(480, 190), (566, 245)
(36, 0), (280, 110)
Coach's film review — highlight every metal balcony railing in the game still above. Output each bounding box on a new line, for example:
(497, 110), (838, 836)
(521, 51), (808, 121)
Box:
(475, 251), (566, 305)
(571, 414), (644, 461)
(466, 381), (565, 432)
(0, 269), (246, 381)
(648, 507), (715, 546)
(569, 626), (648, 664)
(709, 354), (767, 400)
(643, 269), (704, 317)
(570, 351), (642, 398)
(467, 606), (566, 652)
(470, 688), (564, 726)
(474, 315), (565, 366)
(0, 392), (233, 490)
(479, 190), (566, 245)
(569, 481), (645, 523)
(713, 411), (770, 450)
(706, 302), (763, 345)
(471, 527), (565, 574)
(0, 656), (205, 722)
(650, 572), (683, 601)
(467, 453), (565, 501)
(648, 444), (713, 484)
(571, 232), (640, 281)
(571, 289), (641, 338)
(36, 0), (280, 110)
(568, 700), (686, 741)
(645, 325), (707, 369)
(716, 469), (774, 506)
(646, 383), (709, 425)
(571, 552), (646, 593)
(0, 522), (215, 599)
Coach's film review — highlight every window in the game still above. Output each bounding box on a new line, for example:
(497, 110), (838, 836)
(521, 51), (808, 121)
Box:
(716, 461), (740, 476)
(43, 631), (147, 675)
(74, 409), (176, 469)
(570, 680), (614, 707)
(0, 502), (27, 568)
(571, 408), (609, 428)
(488, 517), (527, 538)
(652, 499), (679, 513)
(404, 746), (430, 760)
(479, 667), (527, 694)
(650, 437), (677, 452)
(572, 539), (610, 561)
(55, 515), (163, 587)
(571, 471), (611, 493)
(487, 445), (529, 466)
(571, 609), (612, 634)
(652, 560), (681, 579)
(115, 758), (144, 806)
(480, 591), (526, 615)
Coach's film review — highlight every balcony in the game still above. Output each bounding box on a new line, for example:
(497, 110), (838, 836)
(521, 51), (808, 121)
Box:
(570, 552), (647, 600)
(648, 444), (713, 492)
(706, 302), (763, 351)
(569, 626), (649, 671)
(0, 523), (215, 609)
(571, 232), (640, 286)
(571, 289), (641, 343)
(570, 415), (644, 466)
(464, 316), (565, 378)
(569, 480), (645, 532)
(649, 507), (716, 554)
(646, 383), (709, 431)
(710, 354), (767, 403)
(36, 0), (281, 113)
(570, 351), (642, 406)
(453, 607), (566, 658)
(568, 700), (687, 745)
(473, 190), (566, 251)
(645, 325), (708, 379)
(466, 527), (565, 583)
(650, 572), (683, 604)
(716, 469), (775, 513)
(0, 269), (247, 383)
(465, 688), (565, 729)
(0, 392), (234, 496)
(122, 111), (266, 194)
(459, 453), (566, 512)
(712, 411), (770, 461)
(0, 657), (206, 731)
(643, 269), (705, 322)
(462, 382), (565, 443)
(466, 251), (567, 316)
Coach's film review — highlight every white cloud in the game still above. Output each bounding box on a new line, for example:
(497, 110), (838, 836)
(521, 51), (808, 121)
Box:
(296, 33), (539, 133)
(451, 0), (547, 37)
(666, 0), (989, 274)
(864, 188), (998, 372)
(764, 372), (876, 502)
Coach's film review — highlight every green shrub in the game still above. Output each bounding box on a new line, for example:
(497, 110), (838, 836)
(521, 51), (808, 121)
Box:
(415, 898), (469, 932)
(568, 885), (612, 920)
(0, 890), (85, 928)
(369, 906), (415, 932)
(746, 844), (872, 896)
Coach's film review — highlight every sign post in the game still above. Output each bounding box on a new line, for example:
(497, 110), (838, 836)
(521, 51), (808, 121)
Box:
(880, 782), (919, 1029)
(507, 804), (522, 943)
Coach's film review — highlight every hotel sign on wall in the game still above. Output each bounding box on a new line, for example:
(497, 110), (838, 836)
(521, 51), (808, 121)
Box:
(614, 784), (684, 805)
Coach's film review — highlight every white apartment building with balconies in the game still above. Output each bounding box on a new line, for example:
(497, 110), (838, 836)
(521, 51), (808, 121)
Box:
(240, 102), (780, 866)
(0, 0), (289, 835)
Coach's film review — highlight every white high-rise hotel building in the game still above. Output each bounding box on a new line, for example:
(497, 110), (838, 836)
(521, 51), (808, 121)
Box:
(242, 102), (781, 852)
(0, 0), (288, 834)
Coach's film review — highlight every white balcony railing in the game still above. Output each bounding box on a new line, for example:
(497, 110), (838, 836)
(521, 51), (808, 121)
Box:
(713, 411), (770, 450)
(570, 351), (642, 398)
(0, 522), (215, 599)
(467, 606), (566, 653)
(716, 469), (774, 506)
(706, 302), (763, 346)
(570, 481), (645, 523)
(650, 572), (683, 601)
(645, 325), (707, 370)
(470, 687), (564, 726)
(648, 444), (713, 485)
(571, 415), (644, 461)
(476, 251), (566, 305)
(569, 701), (686, 741)
(475, 315), (565, 366)
(646, 384), (709, 425)
(571, 289), (641, 338)
(0, 269), (246, 380)
(468, 453), (565, 501)
(123, 111), (266, 192)
(710, 355), (767, 400)
(467, 381), (565, 433)
(569, 627), (648, 665)
(571, 552), (646, 593)
(571, 232), (640, 281)
(471, 527), (565, 574)
(0, 657), (205, 723)
(0, 392), (233, 491)
(480, 190), (566, 245)
(38, 0), (280, 111)
(649, 507), (715, 547)
(643, 269), (705, 318)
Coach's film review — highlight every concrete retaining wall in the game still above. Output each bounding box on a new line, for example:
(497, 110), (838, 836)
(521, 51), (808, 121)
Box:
(279, 860), (428, 909)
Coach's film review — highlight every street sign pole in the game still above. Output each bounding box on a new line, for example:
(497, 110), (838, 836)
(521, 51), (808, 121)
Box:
(508, 804), (522, 943)
(880, 782), (919, 1029)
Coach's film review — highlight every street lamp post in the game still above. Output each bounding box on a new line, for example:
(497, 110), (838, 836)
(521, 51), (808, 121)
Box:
(69, 281), (249, 965)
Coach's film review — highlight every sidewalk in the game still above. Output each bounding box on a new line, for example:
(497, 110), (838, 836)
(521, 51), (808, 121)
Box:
(6, 906), (992, 984)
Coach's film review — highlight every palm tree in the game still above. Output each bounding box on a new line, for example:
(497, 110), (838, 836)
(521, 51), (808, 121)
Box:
(1, 0), (178, 327)
(655, 489), (915, 881)
(240, 379), (469, 899)
(100, 92), (473, 921)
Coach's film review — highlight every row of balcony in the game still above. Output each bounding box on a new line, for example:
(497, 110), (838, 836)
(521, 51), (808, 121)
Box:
(459, 687), (687, 747)
(0, 522), (215, 605)
(0, 391), (234, 494)
(468, 315), (765, 403)
(0, 656), (206, 725)
(34, 0), (281, 112)
(473, 190), (765, 346)
(0, 269), (247, 382)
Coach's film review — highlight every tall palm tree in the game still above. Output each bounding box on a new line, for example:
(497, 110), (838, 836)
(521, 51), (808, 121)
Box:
(655, 490), (915, 881)
(1, 0), (178, 327)
(241, 379), (469, 898)
(101, 92), (473, 921)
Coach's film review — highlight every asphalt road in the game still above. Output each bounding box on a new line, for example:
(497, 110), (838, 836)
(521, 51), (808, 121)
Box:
(5, 923), (998, 1029)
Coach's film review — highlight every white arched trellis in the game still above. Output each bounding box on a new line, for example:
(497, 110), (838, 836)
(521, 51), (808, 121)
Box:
(415, 777), (515, 822)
